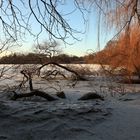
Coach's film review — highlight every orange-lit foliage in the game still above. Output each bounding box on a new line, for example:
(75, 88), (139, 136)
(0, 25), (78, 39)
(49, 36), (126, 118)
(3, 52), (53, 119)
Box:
(84, 54), (96, 64)
(85, 24), (140, 78)
(115, 24), (140, 75)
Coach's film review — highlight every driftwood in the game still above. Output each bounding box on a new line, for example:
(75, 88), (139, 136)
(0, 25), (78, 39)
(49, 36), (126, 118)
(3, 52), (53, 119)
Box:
(56, 91), (66, 99)
(11, 90), (57, 101)
(78, 92), (104, 101)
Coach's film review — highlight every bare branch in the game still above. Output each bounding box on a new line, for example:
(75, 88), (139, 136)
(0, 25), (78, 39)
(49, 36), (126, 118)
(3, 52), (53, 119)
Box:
(38, 62), (86, 80)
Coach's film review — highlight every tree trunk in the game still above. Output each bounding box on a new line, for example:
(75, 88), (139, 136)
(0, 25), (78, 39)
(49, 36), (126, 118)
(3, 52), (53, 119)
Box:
(29, 74), (33, 91)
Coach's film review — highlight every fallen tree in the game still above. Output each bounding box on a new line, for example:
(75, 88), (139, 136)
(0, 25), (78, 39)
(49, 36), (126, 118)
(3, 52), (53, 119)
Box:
(11, 90), (57, 101)
(11, 62), (86, 101)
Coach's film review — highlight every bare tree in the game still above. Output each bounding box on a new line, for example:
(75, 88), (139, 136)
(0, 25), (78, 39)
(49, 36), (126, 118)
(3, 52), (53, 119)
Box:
(34, 40), (61, 63)
(0, 0), (88, 46)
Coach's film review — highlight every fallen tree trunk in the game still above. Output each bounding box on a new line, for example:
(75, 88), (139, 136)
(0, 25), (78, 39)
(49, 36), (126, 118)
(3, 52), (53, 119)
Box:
(11, 90), (57, 101)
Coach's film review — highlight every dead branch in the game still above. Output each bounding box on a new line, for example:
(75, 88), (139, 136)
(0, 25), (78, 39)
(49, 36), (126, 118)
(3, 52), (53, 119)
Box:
(19, 70), (33, 91)
(38, 62), (86, 81)
(41, 69), (67, 80)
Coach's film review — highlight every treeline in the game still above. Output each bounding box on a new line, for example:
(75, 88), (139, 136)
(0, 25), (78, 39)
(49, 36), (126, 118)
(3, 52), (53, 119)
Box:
(0, 53), (84, 64)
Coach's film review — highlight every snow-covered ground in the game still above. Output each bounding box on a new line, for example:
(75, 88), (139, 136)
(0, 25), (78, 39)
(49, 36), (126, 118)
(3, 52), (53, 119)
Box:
(0, 64), (140, 140)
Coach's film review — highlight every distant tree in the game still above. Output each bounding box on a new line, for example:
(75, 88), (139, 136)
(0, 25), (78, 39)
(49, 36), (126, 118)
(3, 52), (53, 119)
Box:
(33, 41), (61, 63)
(84, 54), (96, 64)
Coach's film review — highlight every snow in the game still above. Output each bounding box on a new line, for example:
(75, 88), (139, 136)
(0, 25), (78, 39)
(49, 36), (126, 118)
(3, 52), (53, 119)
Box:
(0, 64), (140, 140)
